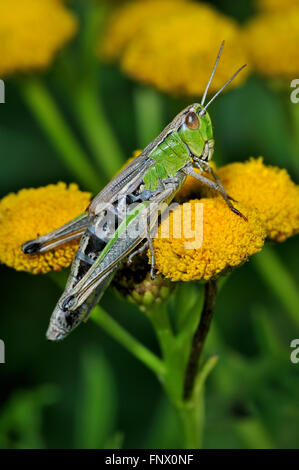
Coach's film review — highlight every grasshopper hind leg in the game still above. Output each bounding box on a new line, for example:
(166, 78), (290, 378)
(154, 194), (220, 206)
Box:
(22, 212), (89, 254)
(147, 225), (156, 280)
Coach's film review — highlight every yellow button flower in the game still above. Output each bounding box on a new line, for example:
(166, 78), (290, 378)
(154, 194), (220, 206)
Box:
(0, 0), (78, 77)
(152, 198), (265, 282)
(101, 1), (249, 96)
(256, 0), (299, 12)
(217, 158), (299, 242)
(101, 0), (188, 61)
(244, 9), (299, 79)
(0, 183), (91, 274)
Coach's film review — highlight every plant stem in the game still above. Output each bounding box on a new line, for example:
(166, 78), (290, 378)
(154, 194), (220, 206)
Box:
(19, 77), (101, 193)
(91, 305), (166, 378)
(48, 272), (165, 377)
(134, 87), (164, 148)
(74, 81), (125, 178)
(288, 98), (299, 175)
(183, 280), (218, 400)
(253, 245), (299, 329)
(178, 392), (205, 449)
(146, 302), (174, 359)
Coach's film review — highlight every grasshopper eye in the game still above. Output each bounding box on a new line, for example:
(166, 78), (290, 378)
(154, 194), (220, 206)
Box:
(185, 112), (200, 130)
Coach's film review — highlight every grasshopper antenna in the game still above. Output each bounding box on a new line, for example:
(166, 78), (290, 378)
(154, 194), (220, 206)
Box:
(201, 40), (225, 107)
(200, 63), (247, 114)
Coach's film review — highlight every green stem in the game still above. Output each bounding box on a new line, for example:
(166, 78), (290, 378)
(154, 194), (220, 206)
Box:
(74, 81), (125, 178)
(134, 87), (164, 148)
(19, 77), (101, 192)
(176, 356), (218, 449)
(48, 272), (165, 377)
(183, 280), (218, 400)
(91, 306), (166, 378)
(146, 302), (174, 360)
(288, 97), (299, 174)
(253, 245), (299, 329)
(289, 97), (299, 151)
(178, 392), (204, 449)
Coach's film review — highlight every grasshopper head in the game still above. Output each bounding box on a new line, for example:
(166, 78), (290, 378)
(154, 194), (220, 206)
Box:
(178, 104), (214, 163)
(177, 41), (246, 165)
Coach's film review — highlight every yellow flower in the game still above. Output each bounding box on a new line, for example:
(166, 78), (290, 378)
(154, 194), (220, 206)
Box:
(244, 9), (299, 79)
(101, 0), (188, 61)
(0, 183), (91, 274)
(0, 0), (78, 77)
(217, 158), (299, 242)
(101, 0), (249, 96)
(152, 198), (265, 282)
(255, 0), (299, 12)
(122, 5), (249, 96)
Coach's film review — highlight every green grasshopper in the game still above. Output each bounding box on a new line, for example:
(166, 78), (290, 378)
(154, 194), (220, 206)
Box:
(22, 41), (247, 341)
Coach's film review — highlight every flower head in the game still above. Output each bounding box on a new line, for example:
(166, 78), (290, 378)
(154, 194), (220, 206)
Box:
(152, 198), (265, 282)
(101, 0), (188, 62)
(0, 183), (91, 274)
(101, 1), (249, 96)
(0, 0), (78, 77)
(216, 158), (299, 242)
(244, 8), (299, 79)
(255, 0), (299, 12)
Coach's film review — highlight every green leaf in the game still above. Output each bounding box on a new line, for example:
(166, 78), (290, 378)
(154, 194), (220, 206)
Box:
(73, 346), (118, 449)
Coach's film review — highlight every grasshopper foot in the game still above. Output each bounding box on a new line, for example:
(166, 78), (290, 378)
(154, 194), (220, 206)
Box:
(231, 206), (248, 222)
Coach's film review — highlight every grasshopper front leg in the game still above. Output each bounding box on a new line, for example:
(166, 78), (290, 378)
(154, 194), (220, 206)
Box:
(22, 212), (89, 254)
(183, 165), (247, 221)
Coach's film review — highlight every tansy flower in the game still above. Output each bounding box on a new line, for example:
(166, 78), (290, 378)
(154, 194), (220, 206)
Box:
(216, 158), (299, 242)
(101, 1), (249, 96)
(255, 0), (299, 12)
(0, 0), (78, 77)
(100, 0), (188, 61)
(0, 183), (91, 274)
(152, 198), (265, 282)
(244, 9), (299, 79)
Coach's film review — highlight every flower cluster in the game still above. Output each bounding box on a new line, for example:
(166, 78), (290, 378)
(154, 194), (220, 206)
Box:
(244, 7), (299, 79)
(0, 183), (91, 274)
(151, 158), (299, 282)
(153, 198), (265, 282)
(101, 0), (249, 96)
(217, 158), (299, 242)
(255, 0), (299, 12)
(101, 0), (297, 92)
(1, 157), (297, 287)
(0, 0), (77, 76)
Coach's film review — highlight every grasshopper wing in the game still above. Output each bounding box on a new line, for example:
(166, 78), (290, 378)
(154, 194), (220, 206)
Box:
(89, 152), (153, 215)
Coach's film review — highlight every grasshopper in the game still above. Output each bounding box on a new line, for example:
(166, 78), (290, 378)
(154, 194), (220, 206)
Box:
(22, 42), (247, 341)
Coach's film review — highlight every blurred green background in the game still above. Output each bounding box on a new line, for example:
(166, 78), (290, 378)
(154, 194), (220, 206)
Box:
(0, 0), (298, 449)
